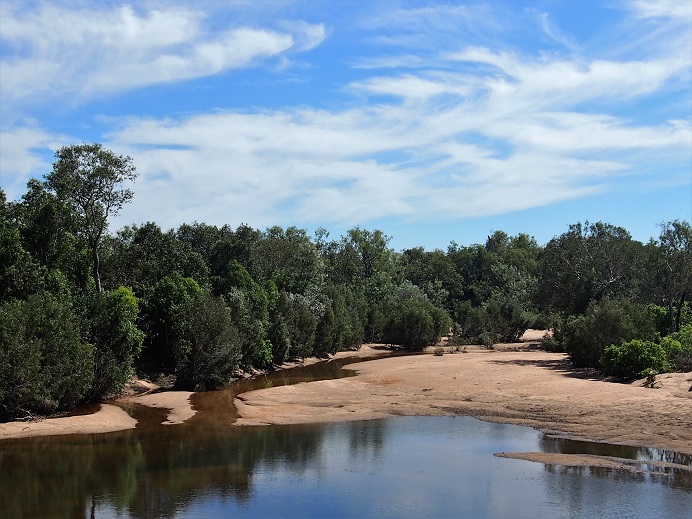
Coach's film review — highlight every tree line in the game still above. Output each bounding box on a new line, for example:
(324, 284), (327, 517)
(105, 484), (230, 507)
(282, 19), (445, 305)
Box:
(1, 144), (690, 420)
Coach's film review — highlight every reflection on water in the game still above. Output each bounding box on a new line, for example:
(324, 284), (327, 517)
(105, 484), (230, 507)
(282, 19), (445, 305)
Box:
(1, 359), (690, 519)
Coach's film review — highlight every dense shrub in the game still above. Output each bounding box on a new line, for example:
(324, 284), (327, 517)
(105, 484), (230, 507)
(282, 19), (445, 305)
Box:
(88, 287), (144, 399)
(556, 299), (656, 368)
(601, 340), (669, 380)
(226, 287), (270, 369)
(140, 273), (202, 370)
(380, 282), (451, 351)
(0, 293), (93, 417)
(173, 291), (242, 390)
(667, 324), (692, 371)
(313, 284), (367, 357)
(455, 294), (529, 346)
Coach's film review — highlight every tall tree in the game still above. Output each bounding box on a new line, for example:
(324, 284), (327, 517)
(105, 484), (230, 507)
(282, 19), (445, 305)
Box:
(45, 144), (137, 292)
(537, 221), (643, 315)
(651, 220), (692, 332)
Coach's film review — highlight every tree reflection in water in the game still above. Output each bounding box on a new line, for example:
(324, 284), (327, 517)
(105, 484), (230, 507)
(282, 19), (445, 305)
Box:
(1, 358), (690, 519)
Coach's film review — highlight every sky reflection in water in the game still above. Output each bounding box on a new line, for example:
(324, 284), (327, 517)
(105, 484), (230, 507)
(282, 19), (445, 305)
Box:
(3, 415), (690, 519)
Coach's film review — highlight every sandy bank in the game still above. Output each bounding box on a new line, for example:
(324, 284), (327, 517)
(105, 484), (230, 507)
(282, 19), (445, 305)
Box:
(495, 452), (691, 476)
(234, 345), (692, 456)
(129, 391), (195, 425)
(0, 404), (137, 440)
(0, 388), (195, 440)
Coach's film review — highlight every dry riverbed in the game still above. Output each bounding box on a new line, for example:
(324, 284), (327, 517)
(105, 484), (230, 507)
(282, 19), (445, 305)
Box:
(2, 330), (691, 475)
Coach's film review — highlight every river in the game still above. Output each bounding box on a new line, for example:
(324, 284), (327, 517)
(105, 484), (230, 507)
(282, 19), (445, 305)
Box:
(1, 358), (690, 518)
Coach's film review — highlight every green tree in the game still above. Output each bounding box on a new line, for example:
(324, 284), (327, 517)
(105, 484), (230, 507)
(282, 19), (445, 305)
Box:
(16, 180), (85, 273)
(45, 143), (137, 292)
(456, 293), (527, 345)
(176, 222), (241, 295)
(224, 260), (271, 368)
(649, 220), (692, 333)
(0, 190), (46, 301)
(380, 282), (451, 351)
(555, 298), (657, 368)
(314, 284), (367, 356)
(537, 222), (644, 315)
(445, 232), (540, 344)
(101, 222), (209, 294)
(447, 242), (494, 307)
(250, 226), (323, 294)
(140, 273), (203, 369)
(322, 227), (399, 341)
(401, 246), (461, 306)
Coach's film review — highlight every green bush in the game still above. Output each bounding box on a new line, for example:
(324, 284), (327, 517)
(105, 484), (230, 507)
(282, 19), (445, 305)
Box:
(140, 273), (202, 369)
(173, 291), (242, 390)
(454, 294), (529, 345)
(0, 293), (93, 417)
(380, 282), (451, 351)
(89, 287), (144, 399)
(668, 324), (692, 371)
(314, 284), (366, 355)
(556, 299), (656, 368)
(601, 340), (669, 380)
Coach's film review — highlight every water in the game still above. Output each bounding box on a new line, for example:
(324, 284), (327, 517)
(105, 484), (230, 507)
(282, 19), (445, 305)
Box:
(1, 358), (690, 519)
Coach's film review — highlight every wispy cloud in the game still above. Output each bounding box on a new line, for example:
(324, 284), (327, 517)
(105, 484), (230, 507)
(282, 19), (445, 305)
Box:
(106, 33), (690, 229)
(0, 1), (689, 238)
(630, 0), (692, 20)
(0, 2), (325, 106)
(0, 126), (62, 195)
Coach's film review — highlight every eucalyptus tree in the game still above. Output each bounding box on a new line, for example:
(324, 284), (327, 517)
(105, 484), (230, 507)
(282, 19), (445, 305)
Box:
(173, 290), (242, 390)
(401, 246), (461, 306)
(176, 222), (245, 295)
(46, 144), (137, 292)
(537, 221), (644, 315)
(649, 220), (692, 332)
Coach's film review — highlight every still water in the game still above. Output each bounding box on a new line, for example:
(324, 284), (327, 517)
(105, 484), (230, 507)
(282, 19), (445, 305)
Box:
(1, 359), (690, 519)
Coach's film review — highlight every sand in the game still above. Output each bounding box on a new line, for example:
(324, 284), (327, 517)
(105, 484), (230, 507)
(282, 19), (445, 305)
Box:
(0, 389), (194, 439)
(0, 404), (136, 440)
(233, 343), (692, 456)
(131, 391), (195, 425)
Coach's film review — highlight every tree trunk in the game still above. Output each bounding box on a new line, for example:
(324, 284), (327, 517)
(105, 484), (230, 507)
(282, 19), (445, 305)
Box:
(674, 289), (687, 333)
(92, 244), (102, 293)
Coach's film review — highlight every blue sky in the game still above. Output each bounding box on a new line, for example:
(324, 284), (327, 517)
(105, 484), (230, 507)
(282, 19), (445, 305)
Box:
(1, 0), (690, 251)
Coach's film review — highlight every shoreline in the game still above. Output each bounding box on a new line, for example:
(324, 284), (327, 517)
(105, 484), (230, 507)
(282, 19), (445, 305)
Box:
(2, 333), (691, 467)
(232, 344), (692, 457)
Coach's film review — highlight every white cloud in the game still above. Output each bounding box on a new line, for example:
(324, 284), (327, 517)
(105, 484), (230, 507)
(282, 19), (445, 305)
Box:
(351, 55), (425, 70)
(0, 3), (324, 105)
(1, 1), (689, 234)
(630, 0), (692, 20)
(106, 46), (690, 230)
(532, 9), (577, 50)
(451, 47), (689, 107)
(0, 127), (62, 197)
(350, 73), (474, 100)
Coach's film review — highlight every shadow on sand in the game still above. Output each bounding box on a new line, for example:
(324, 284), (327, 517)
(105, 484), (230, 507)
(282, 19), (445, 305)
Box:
(487, 356), (603, 381)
